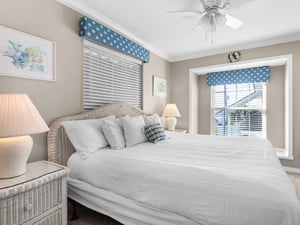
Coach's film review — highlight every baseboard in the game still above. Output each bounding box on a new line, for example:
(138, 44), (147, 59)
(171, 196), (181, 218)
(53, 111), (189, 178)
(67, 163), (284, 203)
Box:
(284, 166), (300, 174)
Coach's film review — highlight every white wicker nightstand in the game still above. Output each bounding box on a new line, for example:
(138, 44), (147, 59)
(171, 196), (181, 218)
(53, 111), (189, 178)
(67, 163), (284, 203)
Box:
(0, 160), (68, 225)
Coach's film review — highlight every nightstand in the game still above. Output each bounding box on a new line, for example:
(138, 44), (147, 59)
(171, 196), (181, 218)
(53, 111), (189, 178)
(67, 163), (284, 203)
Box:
(0, 160), (68, 225)
(166, 128), (187, 133)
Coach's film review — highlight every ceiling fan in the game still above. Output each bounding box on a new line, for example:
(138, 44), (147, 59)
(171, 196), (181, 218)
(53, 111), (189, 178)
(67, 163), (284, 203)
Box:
(168, 0), (244, 42)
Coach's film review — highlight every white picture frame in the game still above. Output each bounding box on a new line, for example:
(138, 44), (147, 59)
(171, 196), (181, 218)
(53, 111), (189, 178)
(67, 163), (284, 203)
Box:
(153, 76), (166, 97)
(0, 25), (56, 81)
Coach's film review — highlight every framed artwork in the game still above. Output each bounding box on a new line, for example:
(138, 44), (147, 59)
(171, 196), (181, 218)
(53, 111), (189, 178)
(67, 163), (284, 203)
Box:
(153, 76), (166, 97)
(0, 25), (55, 81)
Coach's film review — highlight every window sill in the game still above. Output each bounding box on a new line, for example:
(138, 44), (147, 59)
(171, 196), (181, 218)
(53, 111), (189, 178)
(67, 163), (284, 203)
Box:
(275, 147), (294, 160)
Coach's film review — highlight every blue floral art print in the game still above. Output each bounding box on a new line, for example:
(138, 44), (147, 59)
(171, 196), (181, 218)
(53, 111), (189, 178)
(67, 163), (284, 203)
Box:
(2, 40), (46, 73)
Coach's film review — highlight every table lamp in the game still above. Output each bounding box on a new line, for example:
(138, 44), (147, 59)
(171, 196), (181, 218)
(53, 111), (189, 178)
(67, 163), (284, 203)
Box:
(162, 104), (181, 131)
(0, 94), (49, 179)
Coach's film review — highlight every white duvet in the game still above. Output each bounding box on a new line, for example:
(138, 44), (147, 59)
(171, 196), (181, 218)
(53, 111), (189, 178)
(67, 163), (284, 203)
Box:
(68, 132), (300, 225)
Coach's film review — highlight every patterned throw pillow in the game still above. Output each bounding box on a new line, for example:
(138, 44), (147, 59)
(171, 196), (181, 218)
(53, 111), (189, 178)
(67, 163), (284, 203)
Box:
(144, 123), (166, 143)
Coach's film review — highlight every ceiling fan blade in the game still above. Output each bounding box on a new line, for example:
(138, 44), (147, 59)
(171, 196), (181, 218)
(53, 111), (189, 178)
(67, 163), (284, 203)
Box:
(167, 9), (204, 15)
(225, 14), (244, 29)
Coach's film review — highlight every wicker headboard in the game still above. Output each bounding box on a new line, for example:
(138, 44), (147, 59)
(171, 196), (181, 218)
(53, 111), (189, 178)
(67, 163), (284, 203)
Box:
(47, 103), (146, 166)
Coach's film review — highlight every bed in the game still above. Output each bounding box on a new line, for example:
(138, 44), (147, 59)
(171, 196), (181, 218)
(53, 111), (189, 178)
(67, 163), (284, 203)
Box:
(47, 103), (300, 225)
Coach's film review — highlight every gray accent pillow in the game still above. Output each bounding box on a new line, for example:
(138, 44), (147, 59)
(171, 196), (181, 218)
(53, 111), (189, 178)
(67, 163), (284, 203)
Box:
(102, 118), (125, 150)
(121, 115), (147, 147)
(62, 115), (115, 159)
(144, 123), (166, 143)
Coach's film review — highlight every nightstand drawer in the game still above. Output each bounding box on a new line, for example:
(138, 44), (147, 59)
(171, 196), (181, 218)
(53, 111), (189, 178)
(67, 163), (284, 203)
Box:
(0, 178), (62, 225)
(33, 209), (62, 225)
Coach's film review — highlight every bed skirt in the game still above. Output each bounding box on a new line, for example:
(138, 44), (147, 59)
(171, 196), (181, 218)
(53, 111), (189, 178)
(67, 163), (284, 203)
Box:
(67, 177), (198, 225)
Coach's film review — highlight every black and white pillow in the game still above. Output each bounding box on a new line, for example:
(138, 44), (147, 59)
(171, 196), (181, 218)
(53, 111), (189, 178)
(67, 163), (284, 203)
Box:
(144, 123), (166, 143)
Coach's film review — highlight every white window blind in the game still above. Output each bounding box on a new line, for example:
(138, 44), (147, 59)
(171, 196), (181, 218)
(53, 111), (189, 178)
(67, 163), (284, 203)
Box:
(211, 83), (266, 138)
(83, 40), (143, 110)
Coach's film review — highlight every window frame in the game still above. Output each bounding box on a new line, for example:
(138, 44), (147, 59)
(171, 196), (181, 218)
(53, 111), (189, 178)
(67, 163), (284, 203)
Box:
(189, 54), (293, 160)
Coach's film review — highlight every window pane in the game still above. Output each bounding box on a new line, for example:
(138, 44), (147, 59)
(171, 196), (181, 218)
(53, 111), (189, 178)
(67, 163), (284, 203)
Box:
(228, 109), (263, 137)
(211, 83), (266, 138)
(212, 108), (227, 136)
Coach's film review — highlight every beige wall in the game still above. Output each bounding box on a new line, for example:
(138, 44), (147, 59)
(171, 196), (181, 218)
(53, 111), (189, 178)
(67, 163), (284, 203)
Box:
(143, 53), (171, 114)
(171, 41), (300, 168)
(0, 0), (83, 162)
(189, 73), (199, 133)
(267, 66), (285, 149)
(0, 0), (171, 162)
(198, 75), (211, 135)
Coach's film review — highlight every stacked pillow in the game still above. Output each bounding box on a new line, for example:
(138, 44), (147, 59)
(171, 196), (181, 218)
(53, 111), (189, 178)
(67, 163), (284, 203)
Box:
(63, 113), (167, 157)
(62, 115), (115, 159)
(102, 118), (125, 150)
(121, 115), (147, 147)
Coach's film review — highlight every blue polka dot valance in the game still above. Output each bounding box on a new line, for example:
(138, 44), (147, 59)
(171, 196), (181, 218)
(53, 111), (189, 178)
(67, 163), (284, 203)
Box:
(206, 66), (270, 86)
(79, 17), (150, 63)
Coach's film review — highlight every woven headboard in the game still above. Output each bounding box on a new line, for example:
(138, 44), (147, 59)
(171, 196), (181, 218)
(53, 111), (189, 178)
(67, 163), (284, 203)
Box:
(47, 103), (146, 166)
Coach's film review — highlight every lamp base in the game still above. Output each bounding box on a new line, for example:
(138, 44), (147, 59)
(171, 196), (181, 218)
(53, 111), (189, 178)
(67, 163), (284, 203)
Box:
(0, 135), (33, 179)
(166, 117), (177, 131)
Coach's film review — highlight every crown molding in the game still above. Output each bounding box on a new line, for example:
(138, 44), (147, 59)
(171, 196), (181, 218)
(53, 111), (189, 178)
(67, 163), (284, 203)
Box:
(56, 0), (171, 61)
(56, 0), (300, 63)
(170, 33), (300, 62)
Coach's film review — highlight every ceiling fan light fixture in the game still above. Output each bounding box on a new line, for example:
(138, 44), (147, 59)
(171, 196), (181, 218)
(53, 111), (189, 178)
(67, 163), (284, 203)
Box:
(208, 13), (215, 26)
(207, 13), (217, 32)
(170, 0), (244, 43)
(198, 14), (210, 29)
(215, 13), (227, 26)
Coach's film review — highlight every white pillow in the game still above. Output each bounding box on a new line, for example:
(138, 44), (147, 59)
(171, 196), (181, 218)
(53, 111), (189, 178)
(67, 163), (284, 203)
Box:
(102, 118), (125, 150)
(121, 115), (147, 147)
(62, 115), (115, 159)
(143, 113), (162, 126)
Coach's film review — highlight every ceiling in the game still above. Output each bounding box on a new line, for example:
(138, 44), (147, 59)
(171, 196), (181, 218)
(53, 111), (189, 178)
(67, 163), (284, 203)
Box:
(58, 0), (300, 62)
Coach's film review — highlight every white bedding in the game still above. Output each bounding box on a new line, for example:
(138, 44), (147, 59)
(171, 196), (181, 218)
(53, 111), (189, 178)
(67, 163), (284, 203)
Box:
(68, 132), (300, 225)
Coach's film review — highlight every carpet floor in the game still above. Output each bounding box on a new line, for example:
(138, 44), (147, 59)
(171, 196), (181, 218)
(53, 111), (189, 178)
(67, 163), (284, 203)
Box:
(68, 173), (300, 225)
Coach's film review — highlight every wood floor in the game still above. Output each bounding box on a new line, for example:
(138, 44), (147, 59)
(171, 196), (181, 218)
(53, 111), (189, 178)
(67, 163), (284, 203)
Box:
(69, 173), (300, 225)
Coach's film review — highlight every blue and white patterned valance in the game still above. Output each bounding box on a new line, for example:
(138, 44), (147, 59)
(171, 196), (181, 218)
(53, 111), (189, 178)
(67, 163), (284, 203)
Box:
(79, 17), (150, 63)
(207, 66), (270, 86)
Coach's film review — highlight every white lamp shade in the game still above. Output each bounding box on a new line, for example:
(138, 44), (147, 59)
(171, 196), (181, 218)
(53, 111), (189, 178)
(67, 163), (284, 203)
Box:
(0, 94), (49, 137)
(162, 104), (181, 117)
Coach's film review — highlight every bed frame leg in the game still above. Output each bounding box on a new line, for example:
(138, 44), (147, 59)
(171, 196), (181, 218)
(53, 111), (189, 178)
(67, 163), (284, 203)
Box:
(68, 198), (79, 221)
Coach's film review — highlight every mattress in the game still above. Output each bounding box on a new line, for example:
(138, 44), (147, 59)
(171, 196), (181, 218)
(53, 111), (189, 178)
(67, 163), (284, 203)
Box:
(68, 132), (300, 225)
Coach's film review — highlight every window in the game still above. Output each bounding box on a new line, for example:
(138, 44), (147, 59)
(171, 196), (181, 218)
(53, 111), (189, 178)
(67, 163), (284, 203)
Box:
(83, 40), (143, 110)
(190, 55), (293, 159)
(211, 83), (266, 138)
